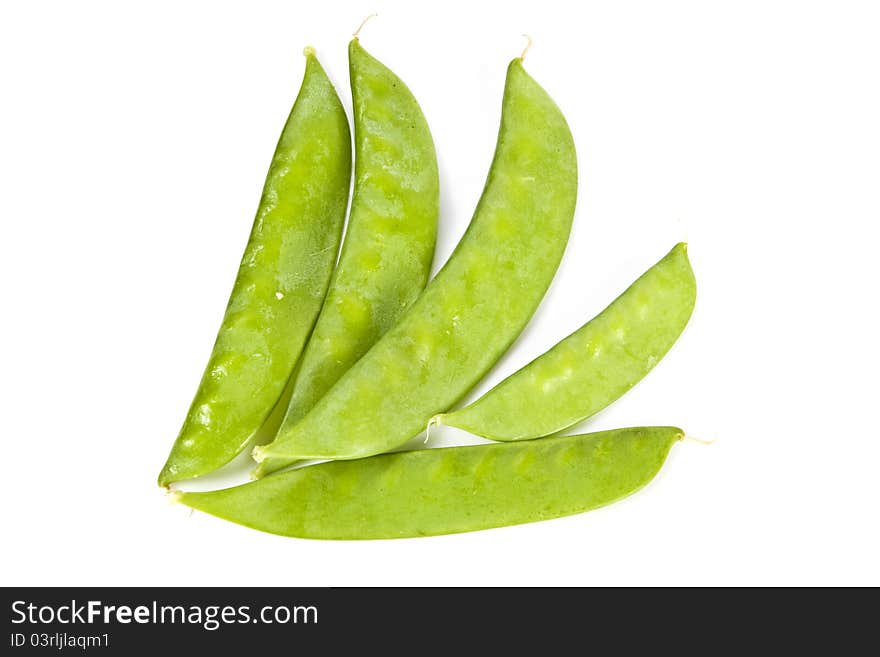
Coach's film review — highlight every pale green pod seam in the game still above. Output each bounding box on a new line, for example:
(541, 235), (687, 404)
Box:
(252, 58), (577, 464)
(158, 51), (351, 486)
(179, 427), (683, 539)
(257, 39), (439, 477)
(435, 242), (696, 441)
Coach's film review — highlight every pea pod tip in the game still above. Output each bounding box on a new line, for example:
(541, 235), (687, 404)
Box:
(251, 462), (268, 480)
(303, 46), (316, 57)
(157, 467), (173, 489)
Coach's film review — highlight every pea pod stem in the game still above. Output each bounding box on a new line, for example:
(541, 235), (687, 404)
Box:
(682, 434), (716, 445)
(520, 34), (533, 61)
(353, 13), (378, 38)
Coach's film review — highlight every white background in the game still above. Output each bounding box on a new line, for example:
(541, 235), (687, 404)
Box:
(2, 0), (878, 586)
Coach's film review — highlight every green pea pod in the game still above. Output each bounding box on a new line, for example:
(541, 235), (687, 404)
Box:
(157, 50), (351, 486)
(257, 40), (439, 477)
(253, 57), (577, 464)
(179, 427), (682, 539)
(435, 243), (696, 441)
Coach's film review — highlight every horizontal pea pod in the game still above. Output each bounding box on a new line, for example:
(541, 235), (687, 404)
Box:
(258, 39), (439, 477)
(434, 243), (696, 441)
(157, 50), (351, 486)
(178, 427), (682, 539)
(252, 57), (577, 464)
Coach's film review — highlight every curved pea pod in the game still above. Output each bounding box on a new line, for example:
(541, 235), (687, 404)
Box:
(257, 40), (439, 477)
(253, 57), (577, 464)
(179, 427), (682, 539)
(157, 50), (352, 486)
(435, 243), (696, 441)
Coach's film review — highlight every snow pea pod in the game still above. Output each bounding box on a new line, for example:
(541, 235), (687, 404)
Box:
(253, 57), (577, 464)
(258, 40), (439, 477)
(157, 50), (351, 486)
(434, 243), (696, 441)
(179, 427), (682, 539)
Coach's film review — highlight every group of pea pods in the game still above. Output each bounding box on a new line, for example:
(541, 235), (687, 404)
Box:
(160, 37), (697, 539)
